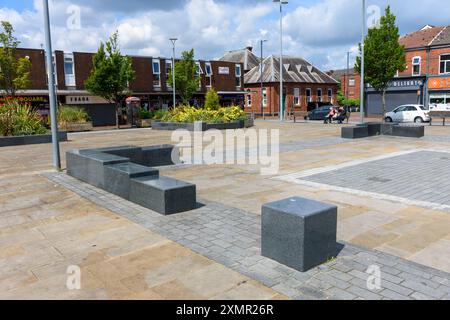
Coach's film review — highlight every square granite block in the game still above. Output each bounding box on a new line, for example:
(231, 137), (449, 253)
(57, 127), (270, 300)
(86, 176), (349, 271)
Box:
(262, 197), (337, 272)
(66, 150), (129, 189)
(129, 176), (196, 215)
(95, 146), (144, 164)
(390, 125), (425, 138)
(341, 126), (369, 139)
(141, 145), (179, 167)
(103, 162), (159, 199)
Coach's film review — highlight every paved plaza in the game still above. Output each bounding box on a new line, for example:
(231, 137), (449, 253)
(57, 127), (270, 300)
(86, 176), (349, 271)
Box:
(1, 121), (450, 299)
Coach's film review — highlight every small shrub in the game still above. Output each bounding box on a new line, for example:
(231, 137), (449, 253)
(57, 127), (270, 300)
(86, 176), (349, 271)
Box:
(204, 88), (220, 110)
(56, 106), (90, 127)
(160, 105), (245, 124)
(138, 108), (153, 120)
(152, 109), (169, 120)
(0, 100), (47, 136)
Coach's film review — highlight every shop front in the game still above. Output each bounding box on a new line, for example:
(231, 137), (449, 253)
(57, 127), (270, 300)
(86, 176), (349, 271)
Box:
(428, 76), (450, 107)
(366, 77), (425, 115)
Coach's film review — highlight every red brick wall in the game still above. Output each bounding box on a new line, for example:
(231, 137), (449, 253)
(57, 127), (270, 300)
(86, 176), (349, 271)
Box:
(244, 83), (338, 114)
(16, 48), (47, 90)
(339, 73), (361, 101)
(398, 47), (450, 77)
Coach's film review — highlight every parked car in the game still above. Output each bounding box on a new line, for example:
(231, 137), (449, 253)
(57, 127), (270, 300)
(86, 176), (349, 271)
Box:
(307, 106), (335, 120)
(384, 105), (430, 123)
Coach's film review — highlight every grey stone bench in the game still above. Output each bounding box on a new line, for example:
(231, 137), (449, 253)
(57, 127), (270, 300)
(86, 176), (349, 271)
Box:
(390, 125), (424, 138)
(262, 197), (337, 272)
(343, 123), (425, 139)
(66, 145), (196, 215)
(130, 176), (196, 215)
(104, 162), (159, 199)
(341, 126), (369, 139)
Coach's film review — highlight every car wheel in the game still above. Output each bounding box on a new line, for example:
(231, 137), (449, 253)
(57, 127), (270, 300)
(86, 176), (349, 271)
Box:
(414, 117), (424, 123)
(385, 117), (393, 123)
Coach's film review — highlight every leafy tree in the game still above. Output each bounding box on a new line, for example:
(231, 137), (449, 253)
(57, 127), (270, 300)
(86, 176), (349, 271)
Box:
(85, 31), (135, 128)
(0, 21), (32, 97)
(168, 49), (200, 105)
(204, 87), (220, 110)
(355, 6), (406, 120)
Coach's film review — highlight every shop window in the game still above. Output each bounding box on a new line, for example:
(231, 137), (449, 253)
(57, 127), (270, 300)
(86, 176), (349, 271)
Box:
(440, 54), (450, 74)
(412, 56), (421, 76)
(294, 88), (300, 105)
(235, 64), (242, 88)
(152, 59), (161, 87)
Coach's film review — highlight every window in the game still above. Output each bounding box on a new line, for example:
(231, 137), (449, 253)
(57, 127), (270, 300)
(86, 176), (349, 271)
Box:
(64, 53), (75, 87)
(152, 59), (161, 87)
(306, 88), (312, 103)
(328, 89), (333, 103)
(205, 62), (212, 87)
(165, 60), (173, 88)
(317, 89), (322, 102)
(412, 56), (421, 76)
(349, 78), (355, 86)
(262, 88), (267, 107)
(195, 62), (202, 89)
(246, 90), (252, 108)
(294, 88), (300, 105)
(235, 64), (242, 88)
(440, 54), (450, 74)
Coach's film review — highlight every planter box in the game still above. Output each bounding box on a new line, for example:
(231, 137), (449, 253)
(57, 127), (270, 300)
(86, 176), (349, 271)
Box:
(0, 131), (68, 148)
(60, 122), (93, 132)
(151, 120), (246, 131)
(137, 119), (152, 128)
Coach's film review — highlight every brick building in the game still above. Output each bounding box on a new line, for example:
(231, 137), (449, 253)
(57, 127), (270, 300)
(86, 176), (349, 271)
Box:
(1, 48), (245, 126)
(242, 55), (338, 116)
(327, 68), (361, 102)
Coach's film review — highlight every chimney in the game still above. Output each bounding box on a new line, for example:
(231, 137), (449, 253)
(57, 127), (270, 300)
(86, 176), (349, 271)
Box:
(246, 46), (253, 52)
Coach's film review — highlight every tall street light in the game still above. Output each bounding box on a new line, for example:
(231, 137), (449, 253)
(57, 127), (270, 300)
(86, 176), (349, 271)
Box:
(360, 0), (366, 124)
(42, 0), (60, 171)
(170, 38), (177, 108)
(274, 0), (288, 122)
(260, 39), (267, 119)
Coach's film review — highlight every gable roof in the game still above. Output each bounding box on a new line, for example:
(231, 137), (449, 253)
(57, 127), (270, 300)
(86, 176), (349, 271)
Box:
(399, 25), (450, 48)
(245, 55), (338, 85)
(326, 68), (355, 81)
(219, 48), (261, 71)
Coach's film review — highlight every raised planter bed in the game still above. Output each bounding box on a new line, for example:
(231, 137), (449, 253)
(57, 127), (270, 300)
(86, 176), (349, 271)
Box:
(151, 120), (252, 131)
(60, 122), (93, 132)
(0, 131), (68, 148)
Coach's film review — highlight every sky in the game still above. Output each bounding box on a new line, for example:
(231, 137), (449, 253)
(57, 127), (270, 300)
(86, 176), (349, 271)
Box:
(1, 0), (449, 71)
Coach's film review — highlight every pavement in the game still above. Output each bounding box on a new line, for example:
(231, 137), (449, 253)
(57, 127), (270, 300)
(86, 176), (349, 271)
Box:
(1, 120), (450, 299)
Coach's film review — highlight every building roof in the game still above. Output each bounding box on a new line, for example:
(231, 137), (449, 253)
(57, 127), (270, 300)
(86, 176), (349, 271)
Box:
(399, 25), (450, 48)
(326, 68), (355, 81)
(244, 55), (338, 85)
(219, 47), (261, 71)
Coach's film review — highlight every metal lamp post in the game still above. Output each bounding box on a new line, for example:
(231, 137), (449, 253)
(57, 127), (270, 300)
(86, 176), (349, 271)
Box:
(360, 0), (366, 124)
(42, 0), (61, 171)
(170, 38), (177, 108)
(260, 39), (267, 119)
(274, 0), (288, 122)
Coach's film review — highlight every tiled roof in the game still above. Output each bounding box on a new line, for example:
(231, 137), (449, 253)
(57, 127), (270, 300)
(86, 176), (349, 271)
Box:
(244, 55), (338, 84)
(326, 68), (355, 81)
(219, 48), (261, 71)
(399, 26), (450, 48)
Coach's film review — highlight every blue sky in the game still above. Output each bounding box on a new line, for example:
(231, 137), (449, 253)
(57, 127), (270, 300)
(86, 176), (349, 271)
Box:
(1, 0), (449, 70)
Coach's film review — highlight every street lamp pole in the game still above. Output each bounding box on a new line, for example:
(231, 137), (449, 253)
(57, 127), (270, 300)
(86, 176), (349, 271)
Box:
(274, 0), (288, 122)
(42, 0), (60, 171)
(170, 38), (177, 108)
(260, 39), (267, 119)
(360, 0), (366, 124)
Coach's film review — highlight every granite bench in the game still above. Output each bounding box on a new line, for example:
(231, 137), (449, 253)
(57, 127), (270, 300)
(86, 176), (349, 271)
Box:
(261, 197), (337, 272)
(343, 123), (424, 139)
(66, 145), (196, 215)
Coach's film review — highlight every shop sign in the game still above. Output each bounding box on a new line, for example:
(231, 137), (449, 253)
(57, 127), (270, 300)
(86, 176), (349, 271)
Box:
(66, 95), (108, 104)
(0, 96), (48, 103)
(429, 77), (450, 90)
(218, 67), (230, 75)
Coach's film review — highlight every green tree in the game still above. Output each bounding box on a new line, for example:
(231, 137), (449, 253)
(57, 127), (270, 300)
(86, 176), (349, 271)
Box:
(355, 6), (406, 121)
(204, 87), (220, 110)
(85, 31), (135, 128)
(168, 49), (199, 105)
(0, 21), (32, 97)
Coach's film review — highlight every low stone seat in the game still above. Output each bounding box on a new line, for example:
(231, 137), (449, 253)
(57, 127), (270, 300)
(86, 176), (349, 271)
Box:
(141, 145), (179, 167)
(130, 176), (196, 215)
(67, 150), (129, 188)
(95, 146), (143, 164)
(341, 126), (369, 139)
(390, 125), (424, 138)
(262, 197), (337, 272)
(104, 162), (159, 199)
